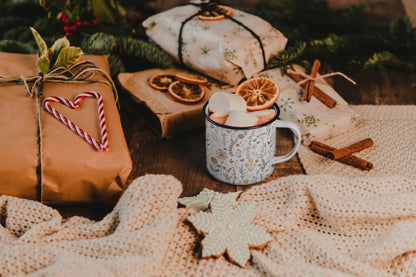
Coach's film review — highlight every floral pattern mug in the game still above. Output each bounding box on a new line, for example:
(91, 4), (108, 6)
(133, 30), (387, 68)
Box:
(204, 102), (301, 185)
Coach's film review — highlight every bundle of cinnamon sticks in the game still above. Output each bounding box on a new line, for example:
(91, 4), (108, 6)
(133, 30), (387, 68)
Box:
(309, 138), (374, 170)
(287, 59), (337, 109)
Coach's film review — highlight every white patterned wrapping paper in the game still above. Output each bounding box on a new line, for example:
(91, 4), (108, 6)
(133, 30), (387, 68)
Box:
(253, 68), (359, 144)
(143, 4), (287, 85)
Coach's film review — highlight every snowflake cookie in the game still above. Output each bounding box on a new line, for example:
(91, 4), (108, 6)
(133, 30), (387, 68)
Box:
(178, 188), (241, 211)
(187, 193), (272, 267)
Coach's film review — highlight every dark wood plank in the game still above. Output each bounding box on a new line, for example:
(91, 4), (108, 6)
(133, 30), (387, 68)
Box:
(333, 71), (416, 105)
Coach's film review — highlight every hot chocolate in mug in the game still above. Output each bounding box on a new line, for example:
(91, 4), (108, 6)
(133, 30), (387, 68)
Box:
(204, 102), (301, 185)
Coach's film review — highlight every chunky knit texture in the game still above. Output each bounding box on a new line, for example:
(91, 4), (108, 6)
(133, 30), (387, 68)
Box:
(1, 174), (416, 276)
(298, 105), (416, 178)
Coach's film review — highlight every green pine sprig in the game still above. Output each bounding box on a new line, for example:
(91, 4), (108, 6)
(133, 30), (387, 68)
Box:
(81, 32), (173, 78)
(268, 42), (307, 73)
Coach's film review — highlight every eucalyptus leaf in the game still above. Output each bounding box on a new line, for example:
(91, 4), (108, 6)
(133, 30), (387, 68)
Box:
(29, 27), (47, 56)
(37, 54), (50, 73)
(48, 37), (70, 65)
(53, 46), (83, 69)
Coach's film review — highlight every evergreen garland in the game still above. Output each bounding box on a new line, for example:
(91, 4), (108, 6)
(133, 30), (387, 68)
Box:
(0, 40), (35, 53)
(1, 0), (415, 76)
(81, 33), (173, 76)
(0, 2), (173, 79)
(250, 0), (416, 73)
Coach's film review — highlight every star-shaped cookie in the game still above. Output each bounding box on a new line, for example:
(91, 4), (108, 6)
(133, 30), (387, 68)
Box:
(187, 193), (272, 267)
(178, 188), (241, 211)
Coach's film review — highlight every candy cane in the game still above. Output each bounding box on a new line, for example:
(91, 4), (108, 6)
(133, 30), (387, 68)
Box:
(42, 91), (109, 151)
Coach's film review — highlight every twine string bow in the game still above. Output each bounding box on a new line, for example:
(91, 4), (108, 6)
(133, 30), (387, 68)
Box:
(0, 61), (118, 102)
(178, 0), (266, 70)
(286, 68), (357, 88)
(281, 68), (357, 105)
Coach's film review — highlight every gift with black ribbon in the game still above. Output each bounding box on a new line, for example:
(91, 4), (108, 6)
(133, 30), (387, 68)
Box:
(0, 52), (132, 205)
(143, 0), (287, 85)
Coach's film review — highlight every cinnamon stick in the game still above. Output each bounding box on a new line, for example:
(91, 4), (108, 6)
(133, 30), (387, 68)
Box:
(304, 59), (321, 102)
(329, 138), (374, 160)
(287, 71), (337, 109)
(309, 141), (373, 170)
(311, 86), (337, 108)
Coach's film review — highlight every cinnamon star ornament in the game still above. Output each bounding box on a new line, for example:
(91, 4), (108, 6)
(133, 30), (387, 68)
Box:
(187, 193), (272, 267)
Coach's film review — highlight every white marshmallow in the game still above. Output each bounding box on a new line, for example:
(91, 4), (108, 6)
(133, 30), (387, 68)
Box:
(208, 92), (247, 115)
(209, 113), (228, 125)
(225, 110), (259, 127)
(249, 109), (276, 124)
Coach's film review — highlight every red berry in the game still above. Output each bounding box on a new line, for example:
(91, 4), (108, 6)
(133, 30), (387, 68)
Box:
(65, 32), (72, 37)
(63, 18), (70, 24)
(70, 25), (77, 31)
(58, 13), (67, 20)
(63, 26), (70, 32)
(92, 19), (100, 24)
(83, 21), (91, 26)
(75, 20), (82, 27)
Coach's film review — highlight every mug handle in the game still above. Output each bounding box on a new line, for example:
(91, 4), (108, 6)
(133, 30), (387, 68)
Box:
(272, 120), (302, 164)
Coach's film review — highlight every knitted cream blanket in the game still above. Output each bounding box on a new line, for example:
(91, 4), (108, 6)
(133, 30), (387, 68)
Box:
(298, 105), (416, 178)
(1, 174), (416, 276)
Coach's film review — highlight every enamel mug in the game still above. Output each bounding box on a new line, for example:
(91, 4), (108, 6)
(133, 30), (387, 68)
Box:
(204, 103), (301, 185)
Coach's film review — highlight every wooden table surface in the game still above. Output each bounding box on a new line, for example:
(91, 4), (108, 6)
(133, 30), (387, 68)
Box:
(55, 70), (416, 220)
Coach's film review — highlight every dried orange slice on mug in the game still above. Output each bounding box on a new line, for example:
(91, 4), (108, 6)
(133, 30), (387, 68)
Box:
(175, 73), (209, 85)
(236, 77), (280, 111)
(197, 5), (233, 21)
(168, 81), (205, 104)
(149, 73), (176, 91)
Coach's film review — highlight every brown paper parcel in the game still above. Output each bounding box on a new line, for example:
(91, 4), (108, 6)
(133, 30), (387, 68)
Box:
(0, 52), (132, 205)
(118, 68), (234, 139)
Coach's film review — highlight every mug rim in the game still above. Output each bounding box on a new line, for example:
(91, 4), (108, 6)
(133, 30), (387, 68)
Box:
(203, 101), (281, 130)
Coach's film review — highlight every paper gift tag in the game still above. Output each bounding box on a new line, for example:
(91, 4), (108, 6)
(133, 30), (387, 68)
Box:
(253, 68), (359, 144)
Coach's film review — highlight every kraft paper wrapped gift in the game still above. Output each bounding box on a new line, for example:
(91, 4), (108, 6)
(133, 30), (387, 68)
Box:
(253, 68), (359, 144)
(0, 52), (132, 205)
(143, 3), (287, 85)
(118, 67), (234, 139)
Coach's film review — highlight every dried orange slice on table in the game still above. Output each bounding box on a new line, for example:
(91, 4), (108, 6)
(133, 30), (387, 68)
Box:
(175, 73), (208, 85)
(197, 5), (233, 21)
(168, 81), (205, 104)
(236, 77), (280, 111)
(149, 73), (176, 91)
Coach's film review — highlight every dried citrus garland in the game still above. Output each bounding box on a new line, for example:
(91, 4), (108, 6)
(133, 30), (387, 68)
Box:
(148, 72), (208, 104)
(196, 5), (233, 21)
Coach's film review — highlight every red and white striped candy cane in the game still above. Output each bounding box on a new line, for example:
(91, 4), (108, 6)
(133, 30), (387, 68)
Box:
(42, 91), (109, 151)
